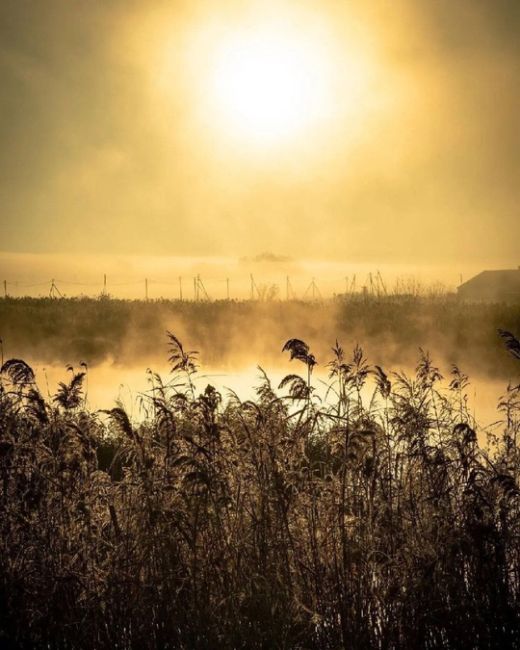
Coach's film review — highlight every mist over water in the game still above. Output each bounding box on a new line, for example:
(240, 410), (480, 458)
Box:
(2, 286), (518, 438)
(30, 333), (513, 438)
(34, 362), (506, 431)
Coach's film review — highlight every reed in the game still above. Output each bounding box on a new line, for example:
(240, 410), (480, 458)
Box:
(0, 331), (519, 648)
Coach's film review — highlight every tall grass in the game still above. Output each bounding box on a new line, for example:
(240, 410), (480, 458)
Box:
(1, 295), (519, 379)
(0, 332), (519, 648)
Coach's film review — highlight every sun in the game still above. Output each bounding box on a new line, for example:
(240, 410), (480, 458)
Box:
(154, 6), (378, 157)
(209, 26), (332, 146)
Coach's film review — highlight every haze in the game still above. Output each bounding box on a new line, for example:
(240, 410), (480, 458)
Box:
(1, 0), (518, 267)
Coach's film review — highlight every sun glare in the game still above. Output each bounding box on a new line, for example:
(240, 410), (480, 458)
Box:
(209, 27), (332, 146)
(155, 5), (379, 158)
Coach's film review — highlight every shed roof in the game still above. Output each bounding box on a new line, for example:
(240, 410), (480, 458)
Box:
(458, 269), (520, 292)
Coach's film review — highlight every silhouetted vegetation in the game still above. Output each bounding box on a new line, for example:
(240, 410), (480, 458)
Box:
(1, 331), (520, 648)
(1, 295), (519, 378)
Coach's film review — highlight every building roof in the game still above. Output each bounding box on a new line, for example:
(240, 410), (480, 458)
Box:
(458, 269), (520, 292)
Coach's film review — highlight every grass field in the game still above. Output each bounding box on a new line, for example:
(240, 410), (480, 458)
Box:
(1, 322), (520, 648)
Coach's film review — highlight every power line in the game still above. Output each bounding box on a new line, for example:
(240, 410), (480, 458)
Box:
(1, 270), (421, 300)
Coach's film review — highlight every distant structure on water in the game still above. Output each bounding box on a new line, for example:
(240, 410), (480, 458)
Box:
(458, 268), (520, 302)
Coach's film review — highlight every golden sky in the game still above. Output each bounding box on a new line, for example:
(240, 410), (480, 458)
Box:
(0, 0), (518, 264)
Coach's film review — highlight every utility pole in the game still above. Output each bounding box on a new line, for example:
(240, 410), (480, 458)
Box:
(3, 280), (6, 299)
(49, 279), (62, 299)
(179, 276), (183, 301)
(250, 274), (261, 300)
(197, 275), (209, 300)
(226, 278), (230, 300)
(304, 278), (321, 301)
(376, 270), (387, 296)
(286, 276), (295, 300)
(368, 272), (374, 296)
(145, 278), (149, 301)
(193, 275), (209, 301)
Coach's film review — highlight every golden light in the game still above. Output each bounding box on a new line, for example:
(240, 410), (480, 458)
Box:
(209, 26), (332, 146)
(150, 3), (385, 161)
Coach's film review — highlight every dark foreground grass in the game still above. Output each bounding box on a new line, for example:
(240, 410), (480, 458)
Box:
(0, 333), (520, 649)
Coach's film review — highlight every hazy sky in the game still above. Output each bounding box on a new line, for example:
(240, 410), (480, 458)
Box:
(1, 0), (518, 264)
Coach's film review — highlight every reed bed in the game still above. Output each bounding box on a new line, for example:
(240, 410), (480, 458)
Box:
(0, 332), (519, 649)
(1, 295), (519, 379)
